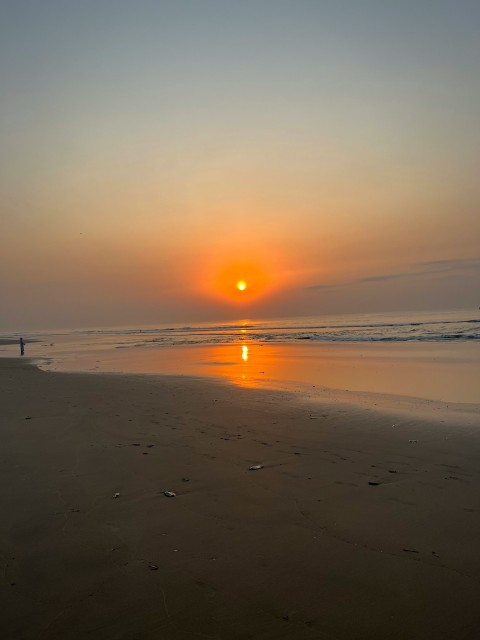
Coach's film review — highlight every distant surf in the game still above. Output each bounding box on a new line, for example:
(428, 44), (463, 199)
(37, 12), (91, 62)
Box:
(3, 309), (479, 348)
(67, 309), (479, 347)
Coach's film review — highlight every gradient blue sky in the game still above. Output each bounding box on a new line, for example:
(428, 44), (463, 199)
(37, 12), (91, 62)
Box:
(1, 1), (479, 329)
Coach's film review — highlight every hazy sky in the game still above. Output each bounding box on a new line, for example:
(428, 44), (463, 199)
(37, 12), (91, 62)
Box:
(1, 0), (479, 330)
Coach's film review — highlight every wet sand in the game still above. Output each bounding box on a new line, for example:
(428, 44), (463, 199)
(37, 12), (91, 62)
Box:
(1, 358), (480, 639)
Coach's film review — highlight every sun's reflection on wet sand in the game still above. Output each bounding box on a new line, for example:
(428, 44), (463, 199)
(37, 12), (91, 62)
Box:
(183, 342), (268, 388)
(189, 341), (480, 402)
(33, 335), (480, 404)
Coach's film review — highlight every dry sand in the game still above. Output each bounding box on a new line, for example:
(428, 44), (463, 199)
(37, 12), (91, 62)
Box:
(1, 357), (480, 639)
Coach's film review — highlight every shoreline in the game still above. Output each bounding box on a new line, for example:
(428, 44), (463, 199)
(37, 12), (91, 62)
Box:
(2, 338), (479, 405)
(2, 358), (480, 639)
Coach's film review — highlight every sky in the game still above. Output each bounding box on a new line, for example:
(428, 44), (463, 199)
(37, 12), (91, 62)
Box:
(1, 0), (479, 330)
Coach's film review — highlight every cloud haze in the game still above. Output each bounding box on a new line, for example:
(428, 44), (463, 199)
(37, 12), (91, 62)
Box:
(308, 259), (480, 290)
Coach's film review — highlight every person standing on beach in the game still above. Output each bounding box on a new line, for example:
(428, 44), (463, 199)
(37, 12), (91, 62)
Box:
(19, 337), (25, 356)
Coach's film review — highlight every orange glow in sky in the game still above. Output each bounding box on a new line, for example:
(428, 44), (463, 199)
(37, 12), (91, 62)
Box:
(212, 262), (270, 304)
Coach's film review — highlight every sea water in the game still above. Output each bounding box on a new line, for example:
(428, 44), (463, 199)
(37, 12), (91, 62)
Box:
(46, 308), (480, 345)
(1, 309), (479, 403)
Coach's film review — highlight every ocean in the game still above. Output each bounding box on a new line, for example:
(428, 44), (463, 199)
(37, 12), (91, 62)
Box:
(16, 308), (480, 346)
(2, 309), (479, 404)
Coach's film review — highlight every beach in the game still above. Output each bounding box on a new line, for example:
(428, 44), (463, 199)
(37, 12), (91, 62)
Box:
(1, 357), (480, 639)
(3, 0), (480, 635)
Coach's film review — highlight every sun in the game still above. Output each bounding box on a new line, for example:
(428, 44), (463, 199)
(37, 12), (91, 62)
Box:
(236, 280), (247, 292)
(212, 263), (266, 302)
